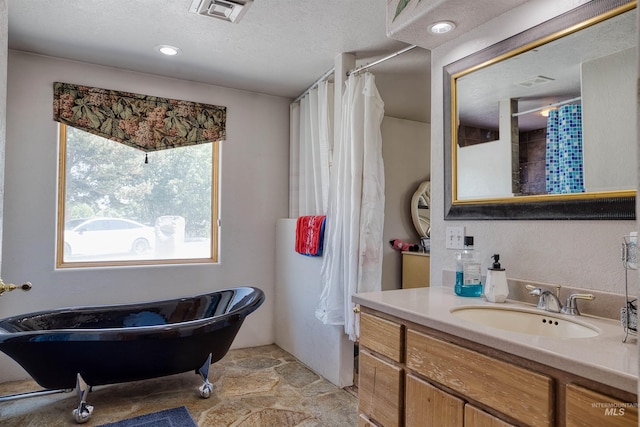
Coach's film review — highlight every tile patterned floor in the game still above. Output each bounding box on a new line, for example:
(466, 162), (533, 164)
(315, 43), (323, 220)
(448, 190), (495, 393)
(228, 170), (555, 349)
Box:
(0, 345), (358, 426)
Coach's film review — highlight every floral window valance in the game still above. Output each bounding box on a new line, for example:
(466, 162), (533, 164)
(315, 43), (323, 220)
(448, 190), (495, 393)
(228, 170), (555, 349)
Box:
(53, 82), (226, 152)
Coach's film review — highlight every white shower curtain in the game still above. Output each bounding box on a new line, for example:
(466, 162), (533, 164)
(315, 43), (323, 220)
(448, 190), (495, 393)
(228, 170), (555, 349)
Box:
(316, 72), (385, 341)
(289, 81), (334, 217)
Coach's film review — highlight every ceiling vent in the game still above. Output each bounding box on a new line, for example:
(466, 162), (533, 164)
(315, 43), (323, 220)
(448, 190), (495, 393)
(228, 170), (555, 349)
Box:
(516, 75), (555, 88)
(189, 0), (253, 23)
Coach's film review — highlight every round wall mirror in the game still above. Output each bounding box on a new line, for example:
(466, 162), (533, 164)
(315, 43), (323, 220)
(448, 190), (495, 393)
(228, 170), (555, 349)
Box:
(411, 181), (430, 238)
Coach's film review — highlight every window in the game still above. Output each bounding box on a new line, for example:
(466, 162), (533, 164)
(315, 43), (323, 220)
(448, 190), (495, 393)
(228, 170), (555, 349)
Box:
(56, 124), (219, 267)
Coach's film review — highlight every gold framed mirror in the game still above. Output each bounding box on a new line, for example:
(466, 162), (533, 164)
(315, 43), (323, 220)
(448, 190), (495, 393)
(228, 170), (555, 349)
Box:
(444, 0), (636, 220)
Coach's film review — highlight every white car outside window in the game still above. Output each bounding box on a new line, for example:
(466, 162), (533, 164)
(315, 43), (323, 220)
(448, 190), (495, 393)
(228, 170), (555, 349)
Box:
(64, 218), (155, 257)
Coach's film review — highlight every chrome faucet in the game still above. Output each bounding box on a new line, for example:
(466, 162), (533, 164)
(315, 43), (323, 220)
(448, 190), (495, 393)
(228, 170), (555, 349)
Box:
(560, 293), (595, 316)
(526, 284), (595, 315)
(526, 284), (562, 313)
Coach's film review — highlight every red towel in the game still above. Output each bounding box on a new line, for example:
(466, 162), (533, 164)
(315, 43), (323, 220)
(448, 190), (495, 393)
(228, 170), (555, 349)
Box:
(295, 216), (326, 256)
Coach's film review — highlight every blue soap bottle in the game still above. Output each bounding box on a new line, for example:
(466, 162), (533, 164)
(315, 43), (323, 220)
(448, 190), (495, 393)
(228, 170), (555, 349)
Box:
(454, 236), (483, 297)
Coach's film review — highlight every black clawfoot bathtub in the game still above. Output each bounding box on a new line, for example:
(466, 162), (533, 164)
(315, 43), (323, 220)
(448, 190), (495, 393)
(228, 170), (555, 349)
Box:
(0, 286), (264, 422)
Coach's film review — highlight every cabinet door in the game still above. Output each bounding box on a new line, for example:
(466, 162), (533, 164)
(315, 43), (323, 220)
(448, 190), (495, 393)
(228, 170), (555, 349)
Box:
(405, 373), (463, 427)
(406, 329), (552, 427)
(359, 349), (403, 427)
(566, 384), (638, 427)
(465, 404), (515, 427)
(359, 413), (379, 427)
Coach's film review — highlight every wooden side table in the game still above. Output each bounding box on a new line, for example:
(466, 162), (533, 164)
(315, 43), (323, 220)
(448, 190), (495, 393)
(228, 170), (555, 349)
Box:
(402, 252), (430, 289)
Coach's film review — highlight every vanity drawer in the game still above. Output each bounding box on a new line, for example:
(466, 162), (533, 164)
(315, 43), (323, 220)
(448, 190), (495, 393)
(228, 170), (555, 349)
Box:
(566, 384), (638, 427)
(359, 349), (403, 427)
(406, 329), (552, 427)
(360, 311), (403, 362)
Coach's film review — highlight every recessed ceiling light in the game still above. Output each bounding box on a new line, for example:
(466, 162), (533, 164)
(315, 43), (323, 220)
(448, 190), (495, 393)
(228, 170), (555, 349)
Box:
(155, 45), (182, 56)
(428, 21), (456, 34)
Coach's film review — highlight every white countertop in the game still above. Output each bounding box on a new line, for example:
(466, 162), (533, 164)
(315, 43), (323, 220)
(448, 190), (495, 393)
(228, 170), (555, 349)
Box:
(353, 286), (638, 394)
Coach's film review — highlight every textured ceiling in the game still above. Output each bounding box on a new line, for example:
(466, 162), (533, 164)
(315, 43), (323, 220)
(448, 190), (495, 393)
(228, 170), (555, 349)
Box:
(8, 0), (411, 99)
(7, 0), (545, 122)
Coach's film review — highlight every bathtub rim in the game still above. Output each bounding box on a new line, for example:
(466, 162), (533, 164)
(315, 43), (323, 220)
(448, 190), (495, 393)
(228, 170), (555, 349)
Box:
(0, 286), (265, 341)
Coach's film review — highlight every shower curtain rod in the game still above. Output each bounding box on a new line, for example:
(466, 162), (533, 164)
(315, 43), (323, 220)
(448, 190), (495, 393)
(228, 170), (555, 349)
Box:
(292, 44), (418, 103)
(512, 96), (582, 117)
(292, 67), (336, 104)
(347, 44), (418, 76)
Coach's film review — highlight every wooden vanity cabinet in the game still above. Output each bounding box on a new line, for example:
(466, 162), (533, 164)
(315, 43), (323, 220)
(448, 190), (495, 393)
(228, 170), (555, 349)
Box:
(406, 329), (552, 427)
(405, 372), (516, 427)
(357, 307), (638, 427)
(464, 405), (516, 427)
(565, 384), (637, 427)
(359, 312), (403, 362)
(358, 311), (405, 427)
(359, 350), (403, 427)
(405, 373), (464, 426)
(359, 413), (379, 427)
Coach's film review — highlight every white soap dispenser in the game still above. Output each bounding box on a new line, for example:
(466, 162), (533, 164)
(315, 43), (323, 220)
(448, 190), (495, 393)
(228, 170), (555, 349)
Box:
(484, 254), (509, 303)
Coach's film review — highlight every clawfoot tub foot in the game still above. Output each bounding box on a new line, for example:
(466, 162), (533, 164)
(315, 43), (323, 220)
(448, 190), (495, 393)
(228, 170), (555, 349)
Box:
(197, 353), (214, 399)
(199, 381), (213, 399)
(72, 373), (94, 424)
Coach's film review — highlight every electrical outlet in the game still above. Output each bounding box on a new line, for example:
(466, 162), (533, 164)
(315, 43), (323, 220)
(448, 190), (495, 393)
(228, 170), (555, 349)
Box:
(446, 226), (465, 249)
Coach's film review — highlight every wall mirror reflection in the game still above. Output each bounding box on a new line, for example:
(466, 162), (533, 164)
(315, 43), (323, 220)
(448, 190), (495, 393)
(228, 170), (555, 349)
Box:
(444, 0), (636, 220)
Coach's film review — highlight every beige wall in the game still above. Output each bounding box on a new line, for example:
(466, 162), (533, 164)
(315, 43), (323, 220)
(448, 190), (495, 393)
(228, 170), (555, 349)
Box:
(429, 0), (637, 294)
(381, 116), (430, 290)
(0, 51), (290, 381)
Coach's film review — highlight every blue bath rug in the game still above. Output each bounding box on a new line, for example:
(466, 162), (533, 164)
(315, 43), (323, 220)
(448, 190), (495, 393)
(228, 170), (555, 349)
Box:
(97, 406), (197, 427)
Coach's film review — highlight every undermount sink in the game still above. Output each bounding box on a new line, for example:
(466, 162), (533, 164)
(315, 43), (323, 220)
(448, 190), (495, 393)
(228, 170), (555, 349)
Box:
(450, 306), (600, 338)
